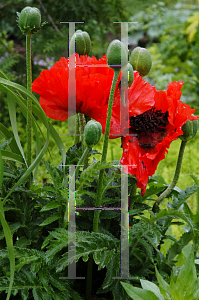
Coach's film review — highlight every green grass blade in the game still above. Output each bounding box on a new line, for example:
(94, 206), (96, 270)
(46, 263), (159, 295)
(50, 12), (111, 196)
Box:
(1, 150), (25, 164)
(0, 70), (9, 80)
(32, 119), (41, 180)
(3, 127), (49, 202)
(48, 122), (66, 167)
(7, 92), (27, 165)
(0, 149), (3, 189)
(0, 123), (21, 156)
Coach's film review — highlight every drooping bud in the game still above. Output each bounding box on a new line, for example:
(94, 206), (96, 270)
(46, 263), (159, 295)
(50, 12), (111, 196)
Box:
(180, 119), (198, 141)
(69, 30), (91, 55)
(17, 6), (42, 35)
(107, 39), (128, 70)
(84, 120), (102, 147)
(129, 46), (152, 77)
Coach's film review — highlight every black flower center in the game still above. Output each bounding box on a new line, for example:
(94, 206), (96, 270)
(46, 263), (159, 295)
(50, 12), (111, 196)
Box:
(130, 107), (169, 133)
(129, 107), (169, 149)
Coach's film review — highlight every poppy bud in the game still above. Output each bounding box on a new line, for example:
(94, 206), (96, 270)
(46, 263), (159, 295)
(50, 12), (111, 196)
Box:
(180, 119), (198, 141)
(107, 39), (128, 70)
(84, 120), (102, 147)
(70, 30), (91, 55)
(121, 63), (134, 87)
(129, 46), (152, 77)
(17, 6), (41, 35)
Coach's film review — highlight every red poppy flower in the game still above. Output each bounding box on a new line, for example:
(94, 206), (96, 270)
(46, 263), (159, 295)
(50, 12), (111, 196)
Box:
(110, 71), (197, 195)
(32, 53), (121, 125)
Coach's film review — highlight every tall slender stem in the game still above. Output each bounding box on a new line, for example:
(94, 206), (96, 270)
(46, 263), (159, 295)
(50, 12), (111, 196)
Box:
(79, 113), (85, 152)
(26, 34), (32, 169)
(152, 140), (187, 213)
(86, 70), (120, 300)
(74, 114), (80, 144)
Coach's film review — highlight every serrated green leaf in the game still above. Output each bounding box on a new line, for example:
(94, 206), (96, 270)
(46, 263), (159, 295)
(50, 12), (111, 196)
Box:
(101, 252), (120, 289)
(140, 280), (164, 300)
(98, 249), (115, 270)
(15, 256), (40, 271)
(148, 208), (195, 231)
(39, 213), (59, 226)
(49, 274), (67, 291)
(121, 282), (161, 300)
(38, 269), (49, 291)
(32, 288), (43, 300)
(55, 231), (119, 272)
(40, 201), (60, 212)
(167, 231), (193, 261)
(71, 290), (84, 300)
(21, 289), (29, 300)
(42, 186), (56, 193)
(82, 254), (89, 262)
(93, 251), (101, 265)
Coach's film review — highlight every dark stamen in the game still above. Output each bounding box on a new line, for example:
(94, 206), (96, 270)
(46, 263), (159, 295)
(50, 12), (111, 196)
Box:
(130, 107), (169, 133)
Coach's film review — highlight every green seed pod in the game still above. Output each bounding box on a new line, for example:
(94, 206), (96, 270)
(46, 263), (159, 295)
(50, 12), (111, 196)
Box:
(107, 39), (128, 70)
(129, 46), (152, 77)
(84, 120), (102, 147)
(180, 119), (198, 141)
(17, 6), (41, 35)
(70, 30), (91, 55)
(121, 63), (134, 87)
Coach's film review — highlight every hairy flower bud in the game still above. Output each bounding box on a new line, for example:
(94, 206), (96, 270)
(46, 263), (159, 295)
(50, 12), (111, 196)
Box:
(180, 119), (198, 141)
(129, 46), (152, 77)
(17, 6), (41, 35)
(70, 30), (91, 55)
(84, 120), (102, 147)
(107, 39), (128, 70)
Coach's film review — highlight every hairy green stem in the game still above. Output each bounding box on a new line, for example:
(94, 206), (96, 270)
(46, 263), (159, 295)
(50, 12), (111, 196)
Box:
(26, 34), (32, 169)
(79, 113), (85, 152)
(152, 140), (187, 213)
(74, 114), (80, 144)
(86, 70), (120, 300)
